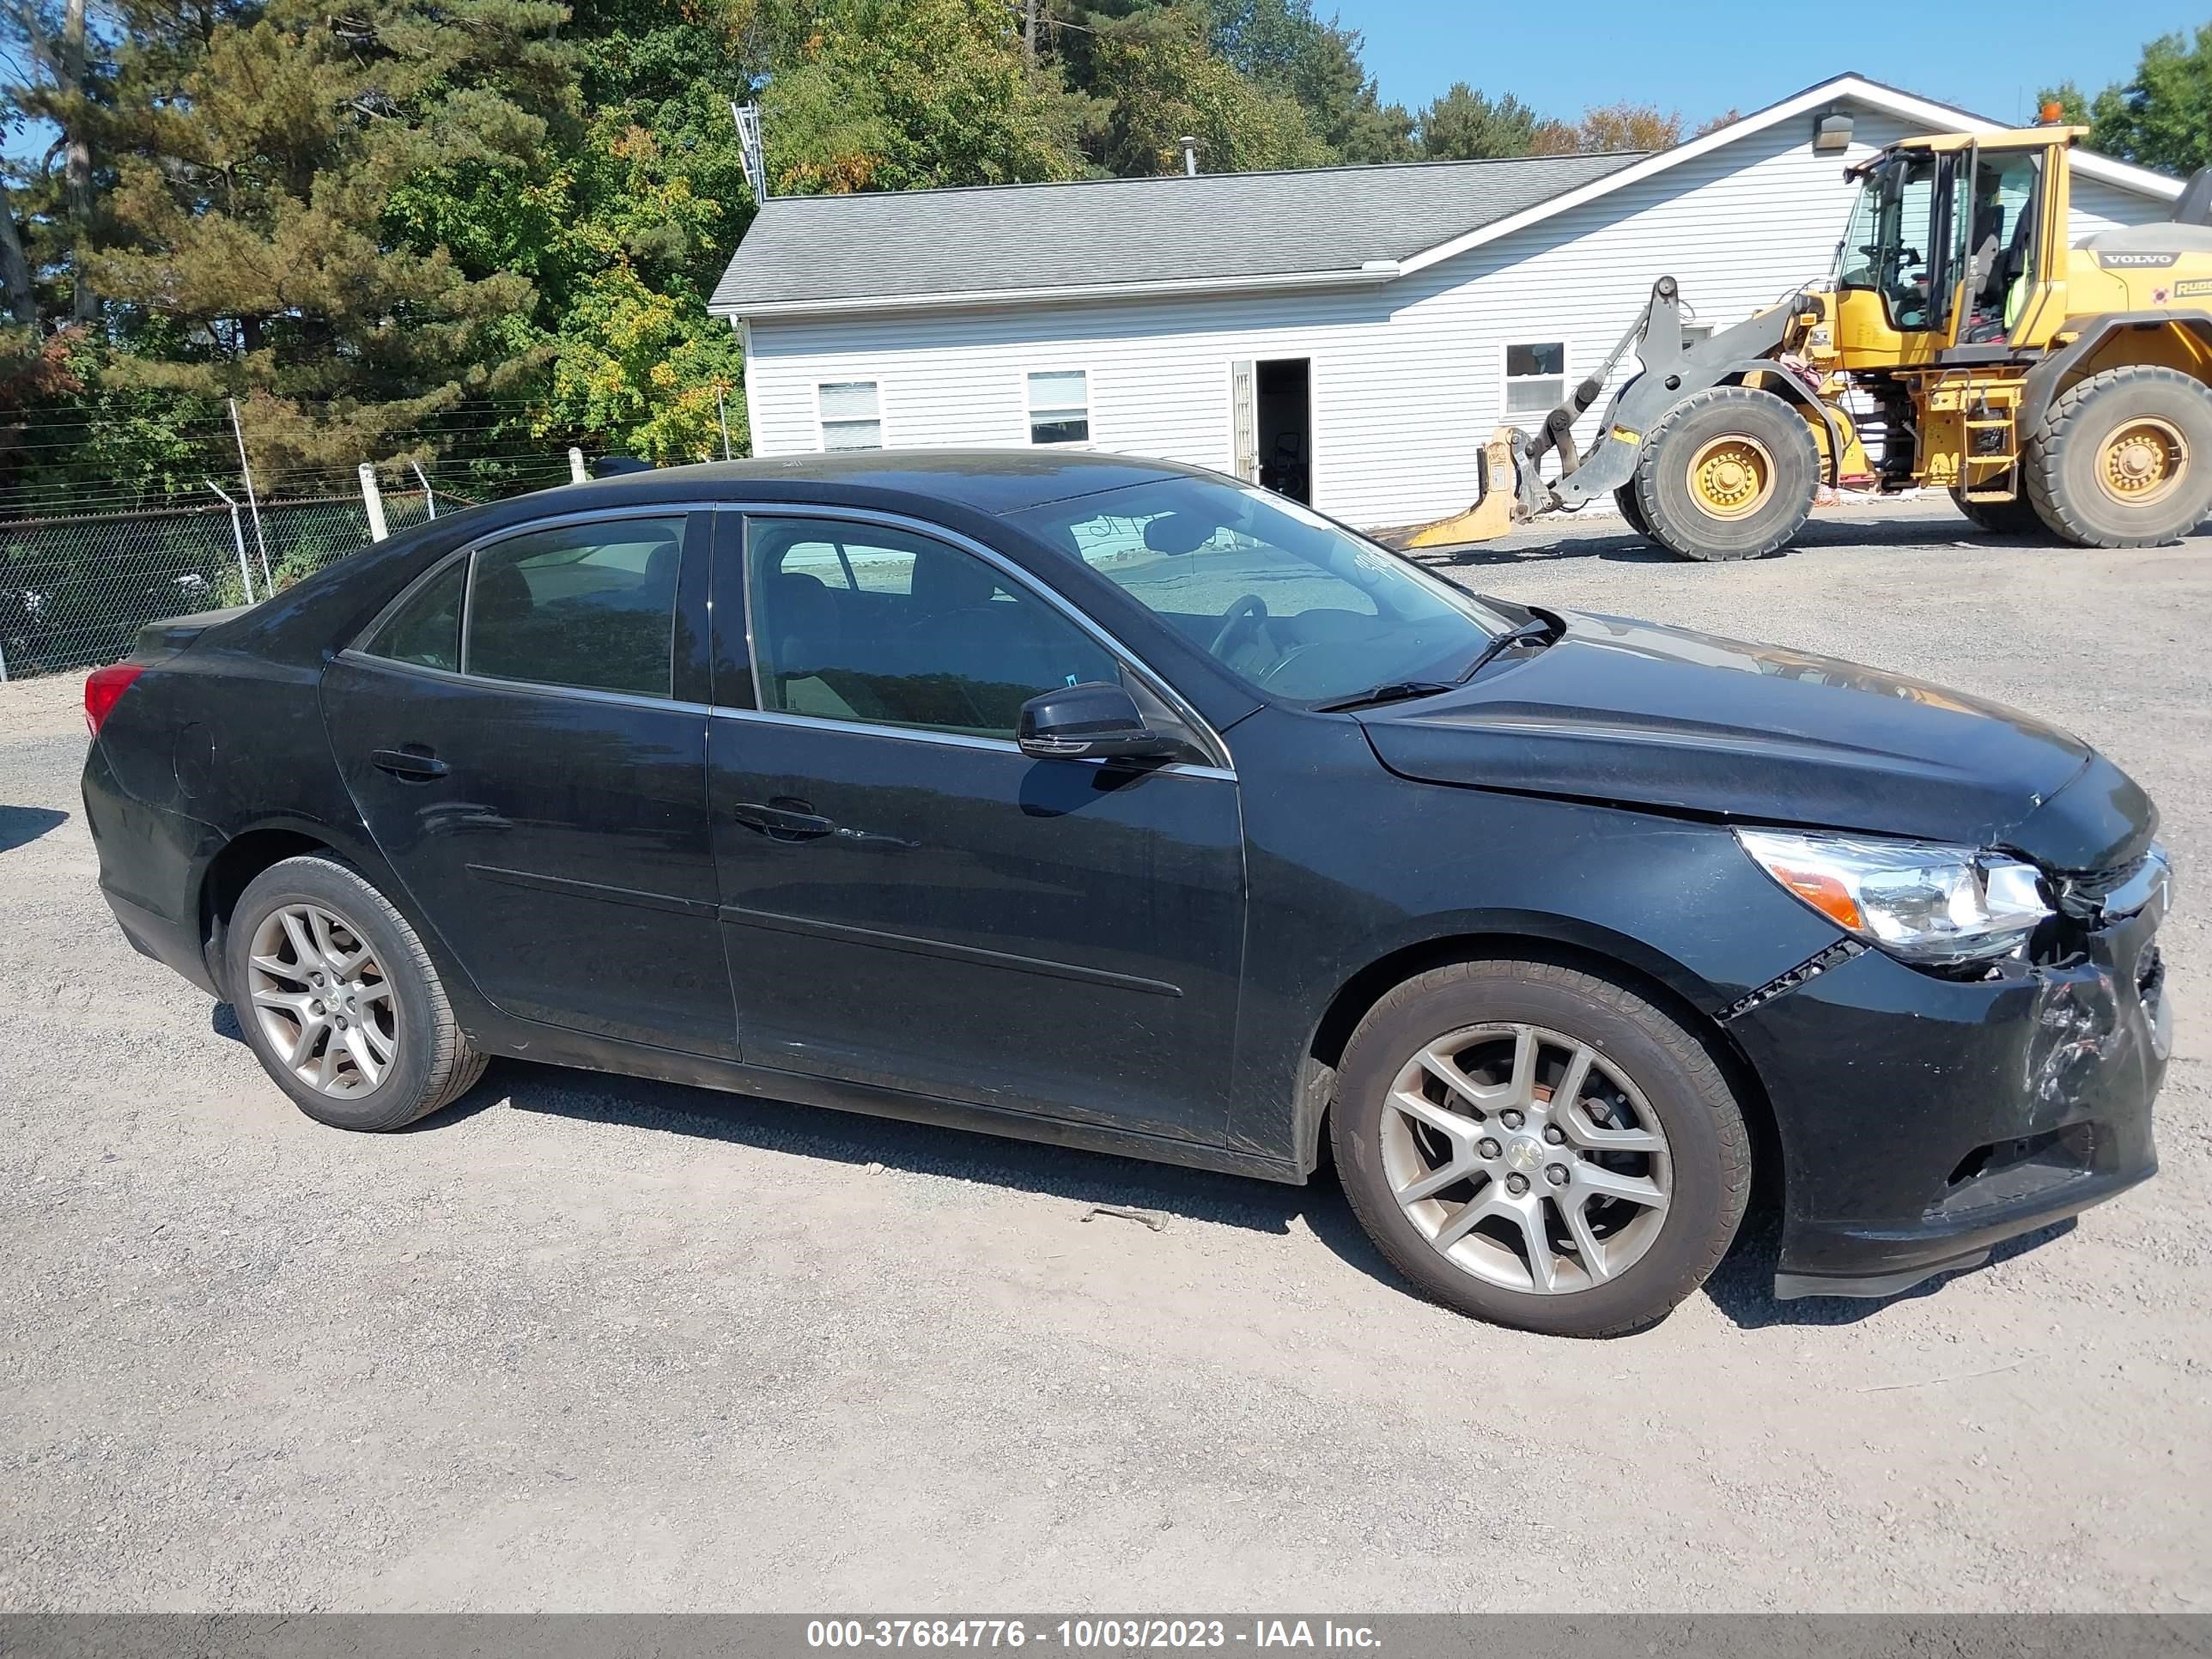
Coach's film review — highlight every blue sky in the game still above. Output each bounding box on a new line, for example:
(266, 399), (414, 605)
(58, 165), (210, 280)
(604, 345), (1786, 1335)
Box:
(1338, 0), (2206, 131)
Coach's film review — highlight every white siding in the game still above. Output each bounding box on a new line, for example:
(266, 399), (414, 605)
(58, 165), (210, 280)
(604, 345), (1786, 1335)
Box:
(743, 98), (2171, 530)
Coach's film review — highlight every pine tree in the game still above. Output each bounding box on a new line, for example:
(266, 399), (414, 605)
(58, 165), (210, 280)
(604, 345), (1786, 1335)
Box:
(90, 0), (579, 490)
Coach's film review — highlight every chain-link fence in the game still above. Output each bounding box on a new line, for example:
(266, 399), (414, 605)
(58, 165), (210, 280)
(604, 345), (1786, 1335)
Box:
(0, 485), (479, 681)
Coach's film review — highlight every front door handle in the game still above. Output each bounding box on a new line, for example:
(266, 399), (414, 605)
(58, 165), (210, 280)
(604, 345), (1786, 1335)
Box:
(371, 745), (449, 781)
(732, 799), (836, 842)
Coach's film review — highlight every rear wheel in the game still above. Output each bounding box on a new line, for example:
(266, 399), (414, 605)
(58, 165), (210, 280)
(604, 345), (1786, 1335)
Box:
(1949, 487), (2046, 537)
(1632, 386), (1820, 562)
(1330, 958), (1751, 1337)
(225, 854), (486, 1131)
(1613, 483), (1652, 540)
(2026, 365), (2212, 547)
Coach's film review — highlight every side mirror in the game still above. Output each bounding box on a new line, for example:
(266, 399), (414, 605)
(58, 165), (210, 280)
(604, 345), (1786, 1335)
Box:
(1017, 682), (1176, 762)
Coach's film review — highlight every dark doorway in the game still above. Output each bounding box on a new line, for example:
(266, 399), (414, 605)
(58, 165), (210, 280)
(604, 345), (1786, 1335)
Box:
(1255, 358), (1311, 503)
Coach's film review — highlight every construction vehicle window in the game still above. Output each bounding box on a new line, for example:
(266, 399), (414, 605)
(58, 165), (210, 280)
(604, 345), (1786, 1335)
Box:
(1838, 155), (1939, 331)
(1961, 152), (2042, 343)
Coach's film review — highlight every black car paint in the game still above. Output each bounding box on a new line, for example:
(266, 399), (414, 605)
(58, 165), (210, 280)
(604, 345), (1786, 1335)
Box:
(80, 452), (2166, 1299)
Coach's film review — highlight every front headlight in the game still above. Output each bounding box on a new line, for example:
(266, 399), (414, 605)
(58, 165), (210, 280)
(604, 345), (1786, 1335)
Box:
(1735, 829), (2053, 963)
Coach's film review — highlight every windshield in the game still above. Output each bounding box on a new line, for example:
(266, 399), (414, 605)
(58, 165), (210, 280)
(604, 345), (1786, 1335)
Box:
(1836, 154), (1939, 330)
(1007, 476), (1510, 703)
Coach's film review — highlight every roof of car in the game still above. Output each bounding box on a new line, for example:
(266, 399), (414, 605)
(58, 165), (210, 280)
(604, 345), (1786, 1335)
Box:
(518, 449), (1206, 519)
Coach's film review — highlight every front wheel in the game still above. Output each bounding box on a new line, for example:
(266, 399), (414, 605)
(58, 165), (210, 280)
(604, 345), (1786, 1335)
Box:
(1631, 386), (1820, 562)
(225, 854), (487, 1131)
(1331, 959), (1751, 1336)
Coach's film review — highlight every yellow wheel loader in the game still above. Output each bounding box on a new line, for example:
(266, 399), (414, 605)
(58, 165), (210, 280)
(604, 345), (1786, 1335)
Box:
(1398, 121), (2212, 560)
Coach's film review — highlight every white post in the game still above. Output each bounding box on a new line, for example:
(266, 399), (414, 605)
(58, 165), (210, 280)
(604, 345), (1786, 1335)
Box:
(409, 459), (435, 519)
(358, 463), (389, 542)
(716, 386), (732, 460)
(206, 479), (254, 603)
(228, 398), (271, 587)
(568, 447), (588, 484)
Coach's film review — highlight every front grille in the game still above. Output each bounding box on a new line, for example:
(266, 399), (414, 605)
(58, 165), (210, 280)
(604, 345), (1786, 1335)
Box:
(2055, 843), (2169, 924)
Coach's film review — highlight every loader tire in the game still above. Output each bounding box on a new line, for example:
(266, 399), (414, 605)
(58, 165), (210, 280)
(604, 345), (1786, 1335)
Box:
(1613, 483), (1652, 541)
(1949, 487), (2046, 538)
(2025, 365), (2212, 548)
(1632, 386), (1820, 562)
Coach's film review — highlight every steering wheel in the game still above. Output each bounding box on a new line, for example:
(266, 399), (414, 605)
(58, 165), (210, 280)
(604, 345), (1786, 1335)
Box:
(1209, 593), (1268, 659)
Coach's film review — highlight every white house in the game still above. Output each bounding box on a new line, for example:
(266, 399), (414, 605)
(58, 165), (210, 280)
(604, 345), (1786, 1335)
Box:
(709, 73), (2185, 531)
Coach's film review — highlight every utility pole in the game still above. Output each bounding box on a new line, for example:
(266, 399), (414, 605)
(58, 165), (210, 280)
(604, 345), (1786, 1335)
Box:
(1024, 0), (1036, 64)
(61, 0), (95, 322)
(228, 398), (271, 590)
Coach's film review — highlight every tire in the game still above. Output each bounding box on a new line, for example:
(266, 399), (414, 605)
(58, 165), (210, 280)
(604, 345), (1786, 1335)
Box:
(224, 854), (487, 1131)
(1613, 483), (1652, 541)
(2025, 364), (2212, 547)
(1330, 959), (1751, 1338)
(1949, 487), (2046, 538)
(1631, 386), (1820, 562)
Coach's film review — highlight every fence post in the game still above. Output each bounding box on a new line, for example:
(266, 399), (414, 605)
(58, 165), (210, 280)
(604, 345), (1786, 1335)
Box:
(0, 635), (9, 683)
(358, 463), (389, 542)
(410, 459), (436, 520)
(205, 479), (255, 604)
(568, 447), (587, 484)
(228, 398), (272, 589)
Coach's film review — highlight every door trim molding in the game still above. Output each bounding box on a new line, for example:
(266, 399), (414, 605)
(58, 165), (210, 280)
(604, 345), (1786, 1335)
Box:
(722, 902), (1186, 999)
(469, 862), (718, 919)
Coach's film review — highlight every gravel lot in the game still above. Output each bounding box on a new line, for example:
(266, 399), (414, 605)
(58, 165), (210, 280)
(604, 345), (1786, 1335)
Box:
(2, 497), (2205, 1613)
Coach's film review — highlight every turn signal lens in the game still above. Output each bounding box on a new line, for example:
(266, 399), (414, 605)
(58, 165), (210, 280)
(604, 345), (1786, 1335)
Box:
(83, 663), (144, 737)
(1735, 828), (2053, 964)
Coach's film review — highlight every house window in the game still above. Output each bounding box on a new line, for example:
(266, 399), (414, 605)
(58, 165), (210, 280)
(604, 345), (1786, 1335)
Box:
(1026, 370), (1091, 446)
(818, 381), (883, 451)
(1504, 342), (1566, 416)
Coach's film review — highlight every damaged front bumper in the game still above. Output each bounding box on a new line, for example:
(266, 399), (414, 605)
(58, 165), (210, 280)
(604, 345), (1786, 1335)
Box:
(1727, 854), (2171, 1300)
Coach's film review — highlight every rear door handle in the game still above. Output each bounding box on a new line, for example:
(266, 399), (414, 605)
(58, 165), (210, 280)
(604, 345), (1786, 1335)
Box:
(371, 746), (449, 781)
(732, 800), (836, 842)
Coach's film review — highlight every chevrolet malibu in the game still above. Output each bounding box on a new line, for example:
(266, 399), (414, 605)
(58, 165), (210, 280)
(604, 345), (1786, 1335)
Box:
(81, 453), (2172, 1336)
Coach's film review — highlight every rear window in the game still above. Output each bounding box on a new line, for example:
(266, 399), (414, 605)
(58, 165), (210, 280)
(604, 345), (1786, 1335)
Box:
(464, 518), (687, 698)
(362, 556), (465, 673)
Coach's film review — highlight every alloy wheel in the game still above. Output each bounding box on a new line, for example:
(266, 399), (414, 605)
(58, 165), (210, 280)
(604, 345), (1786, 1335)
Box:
(245, 902), (398, 1098)
(1378, 1023), (1673, 1294)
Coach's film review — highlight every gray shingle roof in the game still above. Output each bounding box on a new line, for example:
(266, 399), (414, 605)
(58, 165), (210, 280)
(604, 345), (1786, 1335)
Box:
(710, 150), (1644, 315)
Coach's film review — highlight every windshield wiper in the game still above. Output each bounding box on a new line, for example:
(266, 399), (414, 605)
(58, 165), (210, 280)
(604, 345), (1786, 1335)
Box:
(1454, 611), (1560, 684)
(1310, 679), (1459, 714)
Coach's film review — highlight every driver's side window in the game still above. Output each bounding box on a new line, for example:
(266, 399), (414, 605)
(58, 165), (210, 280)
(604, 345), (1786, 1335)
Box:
(744, 517), (1116, 740)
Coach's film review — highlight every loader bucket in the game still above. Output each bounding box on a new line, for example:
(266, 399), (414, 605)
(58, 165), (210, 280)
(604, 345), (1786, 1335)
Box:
(1381, 428), (1522, 550)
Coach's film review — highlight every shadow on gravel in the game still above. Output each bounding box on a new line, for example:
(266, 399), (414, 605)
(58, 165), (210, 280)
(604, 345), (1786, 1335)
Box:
(0, 804), (67, 852)
(1416, 512), (1995, 569)
(1702, 1210), (2077, 1330)
(203, 1035), (2088, 1332)
(460, 1058), (1408, 1291)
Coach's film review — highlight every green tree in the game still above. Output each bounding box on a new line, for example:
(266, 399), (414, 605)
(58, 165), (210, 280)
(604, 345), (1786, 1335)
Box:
(1083, 2), (1328, 174)
(1206, 0), (1413, 162)
(1417, 82), (1541, 160)
(89, 0), (578, 489)
(2067, 26), (2212, 173)
(759, 0), (1086, 192)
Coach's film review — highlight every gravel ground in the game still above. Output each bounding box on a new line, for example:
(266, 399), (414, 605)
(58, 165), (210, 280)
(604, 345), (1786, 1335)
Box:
(1, 498), (2205, 1613)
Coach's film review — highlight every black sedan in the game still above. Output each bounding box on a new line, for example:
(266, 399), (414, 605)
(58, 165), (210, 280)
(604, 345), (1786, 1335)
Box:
(81, 453), (2172, 1336)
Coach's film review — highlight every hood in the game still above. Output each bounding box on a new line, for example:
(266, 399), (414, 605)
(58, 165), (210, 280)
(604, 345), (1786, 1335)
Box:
(1358, 611), (2153, 872)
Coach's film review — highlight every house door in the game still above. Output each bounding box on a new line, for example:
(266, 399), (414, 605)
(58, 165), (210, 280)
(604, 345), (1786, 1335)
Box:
(1230, 359), (1259, 483)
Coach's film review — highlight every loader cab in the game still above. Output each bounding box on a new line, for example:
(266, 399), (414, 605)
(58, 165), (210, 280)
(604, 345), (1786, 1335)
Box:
(1831, 128), (2078, 368)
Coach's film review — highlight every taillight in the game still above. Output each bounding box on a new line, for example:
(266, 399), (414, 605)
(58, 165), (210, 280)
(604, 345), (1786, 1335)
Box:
(83, 663), (144, 737)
